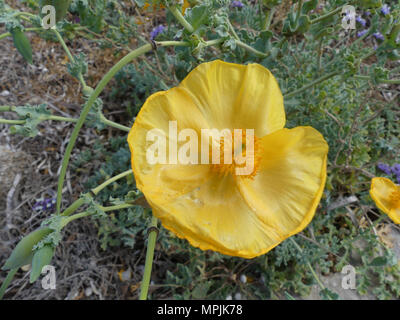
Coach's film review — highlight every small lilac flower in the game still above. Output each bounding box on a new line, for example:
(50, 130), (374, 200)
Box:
(381, 4), (390, 15)
(150, 25), (165, 40)
(396, 175), (400, 185)
(33, 198), (56, 212)
(364, 11), (371, 17)
(377, 163), (392, 175)
(356, 16), (366, 27)
(231, 0), (244, 8)
(391, 164), (400, 175)
(373, 32), (385, 40)
(357, 29), (368, 38)
(73, 16), (81, 24)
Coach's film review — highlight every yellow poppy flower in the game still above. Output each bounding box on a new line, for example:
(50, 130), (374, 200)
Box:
(370, 177), (400, 224)
(127, 60), (329, 258)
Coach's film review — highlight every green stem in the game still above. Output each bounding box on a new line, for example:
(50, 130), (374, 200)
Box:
(0, 268), (18, 300)
(0, 118), (25, 125)
(226, 18), (240, 40)
(91, 169), (133, 195)
(354, 75), (400, 84)
(139, 216), (158, 300)
(235, 39), (269, 58)
(263, 6), (276, 31)
(295, 0), (304, 26)
(284, 71), (339, 99)
(99, 113), (130, 132)
(61, 169), (133, 217)
(0, 27), (43, 40)
(0, 105), (132, 131)
(168, 6), (194, 33)
(310, 5), (344, 25)
(55, 41), (188, 215)
(289, 238), (330, 298)
(52, 28), (87, 88)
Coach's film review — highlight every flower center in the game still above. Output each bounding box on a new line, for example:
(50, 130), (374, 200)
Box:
(209, 129), (262, 179)
(389, 189), (400, 209)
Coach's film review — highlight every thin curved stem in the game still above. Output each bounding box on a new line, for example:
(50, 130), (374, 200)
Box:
(55, 41), (188, 215)
(235, 39), (270, 58)
(52, 28), (87, 88)
(139, 216), (158, 300)
(310, 5), (345, 25)
(99, 113), (130, 132)
(284, 71), (339, 99)
(168, 6), (194, 33)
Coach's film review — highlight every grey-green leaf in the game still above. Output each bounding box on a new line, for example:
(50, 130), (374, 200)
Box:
(12, 29), (33, 64)
(30, 245), (55, 283)
(2, 228), (52, 270)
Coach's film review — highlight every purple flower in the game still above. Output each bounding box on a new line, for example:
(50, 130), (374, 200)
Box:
(377, 163), (392, 175)
(373, 32), (385, 40)
(396, 175), (400, 184)
(364, 11), (371, 16)
(381, 4), (390, 15)
(33, 198), (56, 212)
(357, 29), (368, 38)
(150, 25), (165, 40)
(356, 16), (366, 27)
(391, 164), (400, 175)
(231, 0), (244, 8)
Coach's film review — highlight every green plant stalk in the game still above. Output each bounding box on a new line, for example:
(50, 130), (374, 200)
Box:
(0, 27), (43, 40)
(226, 18), (240, 40)
(0, 268), (18, 300)
(61, 169), (133, 217)
(99, 113), (130, 132)
(354, 75), (400, 84)
(0, 118), (26, 125)
(289, 238), (330, 299)
(0, 105), (133, 131)
(295, 0), (304, 26)
(263, 6), (276, 31)
(139, 215), (158, 300)
(284, 71), (339, 99)
(55, 41), (188, 215)
(235, 39), (270, 58)
(310, 5), (345, 25)
(62, 202), (138, 226)
(52, 28), (88, 88)
(168, 6), (194, 33)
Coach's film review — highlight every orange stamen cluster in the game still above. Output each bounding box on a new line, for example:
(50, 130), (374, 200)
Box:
(210, 129), (262, 179)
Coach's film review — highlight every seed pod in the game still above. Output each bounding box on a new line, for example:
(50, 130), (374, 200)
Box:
(11, 29), (33, 64)
(39, 0), (72, 22)
(2, 228), (52, 270)
(30, 245), (55, 283)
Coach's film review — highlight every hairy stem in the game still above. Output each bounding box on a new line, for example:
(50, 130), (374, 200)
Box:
(140, 216), (159, 300)
(168, 6), (194, 33)
(284, 71), (339, 99)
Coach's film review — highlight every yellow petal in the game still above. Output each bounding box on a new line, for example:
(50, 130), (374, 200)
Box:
(179, 60), (285, 137)
(148, 174), (284, 259)
(128, 87), (212, 198)
(370, 177), (400, 224)
(237, 126), (328, 239)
